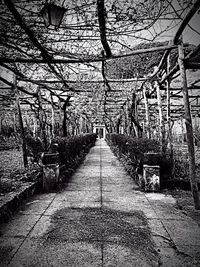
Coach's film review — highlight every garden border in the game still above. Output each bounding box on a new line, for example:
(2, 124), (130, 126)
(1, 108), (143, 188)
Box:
(0, 174), (42, 223)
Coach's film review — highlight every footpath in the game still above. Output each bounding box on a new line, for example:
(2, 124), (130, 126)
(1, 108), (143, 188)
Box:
(0, 140), (200, 266)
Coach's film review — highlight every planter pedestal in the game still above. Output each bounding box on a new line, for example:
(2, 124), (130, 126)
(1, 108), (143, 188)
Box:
(43, 164), (59, 191)
(42, 152), (59, 191)
(143, 165), (160, 192)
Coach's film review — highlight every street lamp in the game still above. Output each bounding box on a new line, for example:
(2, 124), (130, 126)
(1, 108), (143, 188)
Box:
(40, 3), (67, 30)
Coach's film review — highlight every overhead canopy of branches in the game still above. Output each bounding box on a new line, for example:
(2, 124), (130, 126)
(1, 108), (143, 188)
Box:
(0, 0), (200, 123)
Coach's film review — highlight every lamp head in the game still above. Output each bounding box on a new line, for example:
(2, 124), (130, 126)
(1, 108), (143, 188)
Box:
(41, 3), (67, 30)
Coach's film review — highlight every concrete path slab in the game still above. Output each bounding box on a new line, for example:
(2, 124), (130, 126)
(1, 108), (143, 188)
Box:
(0, 139), (200, 266)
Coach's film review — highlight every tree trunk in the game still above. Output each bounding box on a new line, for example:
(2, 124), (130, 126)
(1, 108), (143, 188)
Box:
(62, 96), (71, 137)
(63, 111), (67, 137)
(15, 88), (28, 167)
(178, 41), (200, 210)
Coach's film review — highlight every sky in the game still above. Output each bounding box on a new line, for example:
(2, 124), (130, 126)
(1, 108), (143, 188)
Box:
(136, 3), (200, 46)
(183, 12), (200, 45)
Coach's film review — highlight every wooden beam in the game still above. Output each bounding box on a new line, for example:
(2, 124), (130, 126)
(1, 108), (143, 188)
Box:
(0, 76), (37, 96)
(143, 103), (200, 107)
(1, 64), (67, 101)
(159, 86), (200, 90)
(0, 45), (177, 64)
(18, 78), (147, 83)
(178, 40), (200, 210)
(170, 95), (200, 98)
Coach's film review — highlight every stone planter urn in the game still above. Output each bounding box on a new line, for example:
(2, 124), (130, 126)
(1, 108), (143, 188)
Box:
(41, 151), (60, 191)
(142, 152), (160, 192)
(143, 165), (160, 192)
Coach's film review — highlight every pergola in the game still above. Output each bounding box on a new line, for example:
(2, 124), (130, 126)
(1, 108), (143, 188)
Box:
(0, 0), (200, 206)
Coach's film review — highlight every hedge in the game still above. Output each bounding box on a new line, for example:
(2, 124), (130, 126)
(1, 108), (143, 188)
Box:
(106, 134), (172, 189)
(26, 133), (97, 183)
(53, 133), (97, 168)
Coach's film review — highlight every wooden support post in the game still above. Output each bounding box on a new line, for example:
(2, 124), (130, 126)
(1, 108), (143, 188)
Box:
(0, 116), (2, 134)
(155, 81), (165, 153)
(166, 55), (174, 164)
(50, 94), (55, 139)
(143, 86), (151, 139)
(12, 114), (15, 133)
(129, 93), (136, 136)
(15, 88), (28, 167)
(33, 116), (37, 137)
(124, 104), (128, 135)
(58, 99), (62, 136)
(178, 41), (200, 210)
(37, 88), (48, 150)
(62, 96), (71, 137)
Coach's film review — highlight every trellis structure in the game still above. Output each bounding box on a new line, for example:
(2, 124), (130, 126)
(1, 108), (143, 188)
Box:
(0, 0), (200, 208)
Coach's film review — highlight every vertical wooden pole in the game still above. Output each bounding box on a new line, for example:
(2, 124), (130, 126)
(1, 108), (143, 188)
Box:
(178, 41), (200, 210)
(15, 87), (28, 167)
(62, 96), (71, 137)
(13, 112), (18, 144)
(134, 93), (138, 122)
(0, 115), (2, 134)
(58, 99), (62, 136)
(124, 104), (128, 135)
(155, 81), (165, 153)
(37, 88), (48, 150)
(143, 86), (151, 139)
(50, 94), (55, 139)
(166, 55), (174, 164)
(129, 93), (136, 136)
(181, 119), (185, 143)
(33, 116), (37, 137)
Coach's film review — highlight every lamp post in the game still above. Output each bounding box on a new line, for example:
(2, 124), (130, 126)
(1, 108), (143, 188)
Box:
(40, 3), (67, 30)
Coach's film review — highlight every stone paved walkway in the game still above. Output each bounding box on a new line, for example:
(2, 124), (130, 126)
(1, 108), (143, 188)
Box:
(0, 140), (200, 266)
